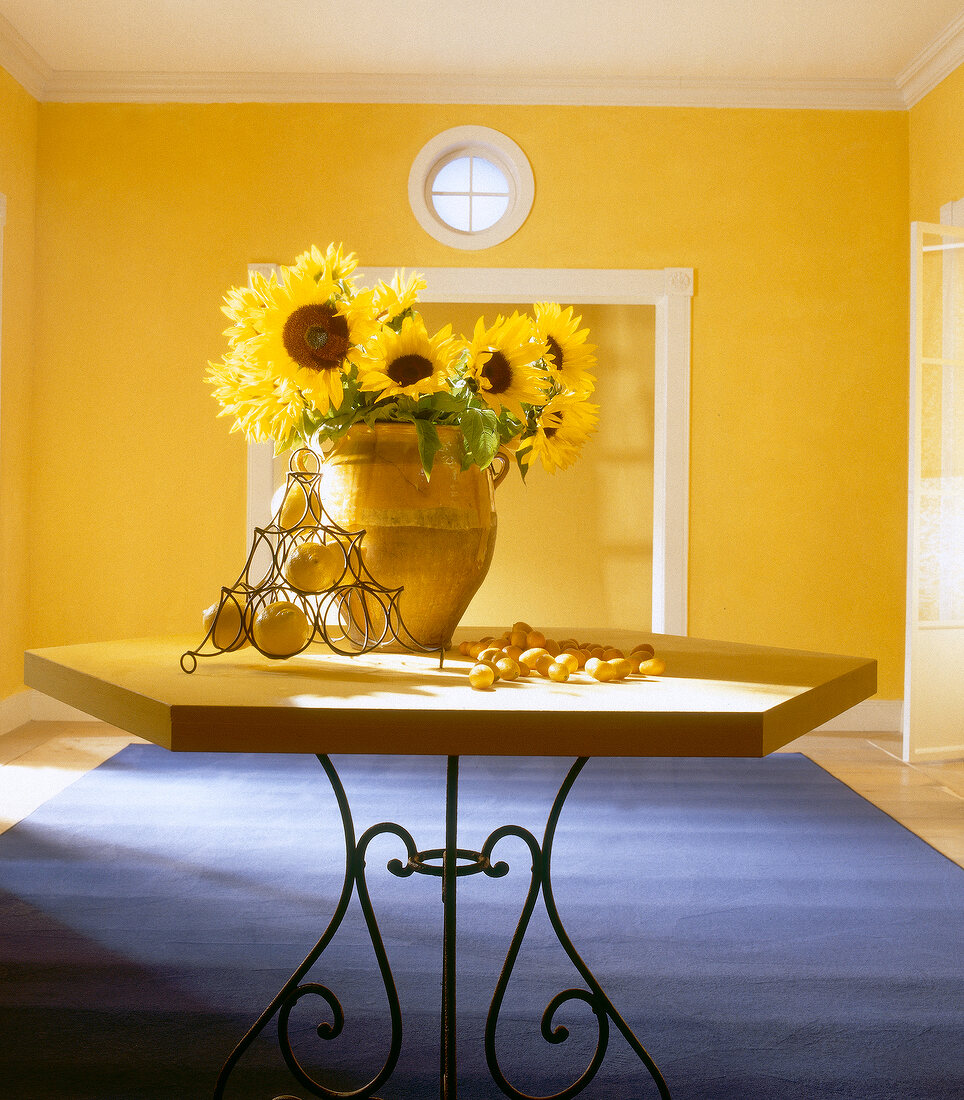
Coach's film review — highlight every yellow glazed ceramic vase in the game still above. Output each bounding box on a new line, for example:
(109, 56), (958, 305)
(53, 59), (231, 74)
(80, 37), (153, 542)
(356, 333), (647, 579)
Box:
(319, 422), (509, 649)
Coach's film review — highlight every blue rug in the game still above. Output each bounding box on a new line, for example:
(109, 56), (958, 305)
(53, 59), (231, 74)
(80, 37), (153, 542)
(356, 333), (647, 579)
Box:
(0, 747), (961, 1099)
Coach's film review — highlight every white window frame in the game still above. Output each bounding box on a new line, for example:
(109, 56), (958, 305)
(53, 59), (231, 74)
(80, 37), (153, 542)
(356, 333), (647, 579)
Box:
(408, 127), (535, 251)
(245, 266), (693, 636)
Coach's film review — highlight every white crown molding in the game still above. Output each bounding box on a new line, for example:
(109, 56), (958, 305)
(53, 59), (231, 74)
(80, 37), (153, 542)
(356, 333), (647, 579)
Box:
(0, 12), (50, 100)
(3, 12), (961, 111)
(35, 68), (906, 110)
(898, 10), (964, 107)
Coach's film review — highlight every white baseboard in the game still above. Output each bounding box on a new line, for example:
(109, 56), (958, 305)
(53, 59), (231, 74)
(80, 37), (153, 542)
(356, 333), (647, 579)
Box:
(908, 742), (964, 762)
(0, 689), (103, 734)
(814, 699), (903, 733)
(0, 690), (32, 735)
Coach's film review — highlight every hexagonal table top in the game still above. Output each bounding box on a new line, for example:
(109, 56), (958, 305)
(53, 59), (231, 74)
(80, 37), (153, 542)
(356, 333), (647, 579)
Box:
(24, 630), (877, 759)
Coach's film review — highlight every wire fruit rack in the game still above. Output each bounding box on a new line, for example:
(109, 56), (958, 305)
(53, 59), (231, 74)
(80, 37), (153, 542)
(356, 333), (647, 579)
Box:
(181, 448), (444, 673)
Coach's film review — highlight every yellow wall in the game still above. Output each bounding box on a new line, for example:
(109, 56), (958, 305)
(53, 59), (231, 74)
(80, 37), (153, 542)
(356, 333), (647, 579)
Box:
(910, 64), (964, 221)
(7, 96), (914, 698)
(0, 68), (38, 698)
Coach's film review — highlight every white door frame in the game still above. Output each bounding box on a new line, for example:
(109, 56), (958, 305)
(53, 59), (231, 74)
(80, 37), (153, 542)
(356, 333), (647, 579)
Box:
(903, 218), (964, 760)
(246, 266), (694, 635)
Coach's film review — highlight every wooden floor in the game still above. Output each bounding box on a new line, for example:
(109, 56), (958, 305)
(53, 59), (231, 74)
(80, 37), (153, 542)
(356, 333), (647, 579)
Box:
(1, 720), (962, 868)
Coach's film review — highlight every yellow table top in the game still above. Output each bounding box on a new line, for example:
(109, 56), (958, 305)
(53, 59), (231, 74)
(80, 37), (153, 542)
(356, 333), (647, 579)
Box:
(24, 629), (877, 759)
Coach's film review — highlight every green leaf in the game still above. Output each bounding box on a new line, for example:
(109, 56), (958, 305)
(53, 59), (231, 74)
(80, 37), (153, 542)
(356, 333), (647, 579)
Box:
(414, 418), (441, 478)
(447, 376), (474, 402)
(515, 449), (531, 483)
(388, 306), (416, 333)
(314, 404), (361, 443)
(418, 390), (464, 418)
(498, 410), (524, 445)
(460, 406), (500, 470)
(459, 406), (484, 463)
(359, 396), (400, 426)
(391, 395), (417, 420)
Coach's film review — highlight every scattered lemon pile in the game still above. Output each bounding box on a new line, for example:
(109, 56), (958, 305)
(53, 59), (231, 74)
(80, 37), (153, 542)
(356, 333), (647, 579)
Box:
(455, 623), (666, 690)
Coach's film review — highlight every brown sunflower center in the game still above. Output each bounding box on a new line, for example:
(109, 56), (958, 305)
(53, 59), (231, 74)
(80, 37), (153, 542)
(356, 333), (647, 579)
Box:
(546, 336), (564, 371)
(388, 353), (433, 388)
(282, 304), (349, 372)
(481, 351), (513, 395)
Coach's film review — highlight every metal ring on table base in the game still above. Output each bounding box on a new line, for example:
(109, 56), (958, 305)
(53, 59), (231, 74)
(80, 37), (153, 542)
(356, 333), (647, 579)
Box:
(212, 755), (672, 1100)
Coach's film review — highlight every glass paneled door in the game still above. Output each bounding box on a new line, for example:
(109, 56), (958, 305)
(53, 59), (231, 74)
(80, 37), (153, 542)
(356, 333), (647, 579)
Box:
(905, 222), (964, 761)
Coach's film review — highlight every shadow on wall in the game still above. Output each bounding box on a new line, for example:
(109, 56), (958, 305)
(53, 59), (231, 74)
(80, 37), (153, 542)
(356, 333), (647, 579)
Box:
(445, 302), (657, 633)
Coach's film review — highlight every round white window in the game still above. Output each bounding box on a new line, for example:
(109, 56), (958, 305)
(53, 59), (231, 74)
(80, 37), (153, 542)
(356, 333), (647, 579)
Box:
(409, 127), (534, 250)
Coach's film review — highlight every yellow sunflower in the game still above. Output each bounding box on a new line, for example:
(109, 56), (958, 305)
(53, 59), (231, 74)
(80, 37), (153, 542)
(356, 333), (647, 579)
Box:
(517, 390), (599, 474)
(373, 270), (427, 325)
(220, 269), (275, 347)
(259, 267), (377, 417)
(467, 312), (548, 419)
(206, 353), (310, 448)
(290, 242), (359, 284)
(357, 316), (458, 400)
(533, 302), (597, 396)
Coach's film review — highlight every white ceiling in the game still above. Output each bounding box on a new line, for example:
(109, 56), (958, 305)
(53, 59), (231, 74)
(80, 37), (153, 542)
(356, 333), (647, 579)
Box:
(1, 0), (963, 108)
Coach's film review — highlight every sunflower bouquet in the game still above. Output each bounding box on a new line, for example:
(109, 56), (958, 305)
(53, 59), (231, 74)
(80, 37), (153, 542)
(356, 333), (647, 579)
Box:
(207, 244), (598, 477)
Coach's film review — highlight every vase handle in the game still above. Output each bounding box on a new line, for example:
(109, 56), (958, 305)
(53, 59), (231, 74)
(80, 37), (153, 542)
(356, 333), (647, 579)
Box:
(489, 449), (511, 490)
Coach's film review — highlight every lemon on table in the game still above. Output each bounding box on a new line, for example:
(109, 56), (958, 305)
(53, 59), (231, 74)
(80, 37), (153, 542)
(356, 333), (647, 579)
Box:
(252, 600), (312, 657)
(202, 597), (249, 651)
(609, 658), (634, 679)
(495, 657), (521, 681)
(469, 663), (496, 690)
(519, 647), (549, 669)
(283, 540), (343, 592)
(555, 652), (579, 674)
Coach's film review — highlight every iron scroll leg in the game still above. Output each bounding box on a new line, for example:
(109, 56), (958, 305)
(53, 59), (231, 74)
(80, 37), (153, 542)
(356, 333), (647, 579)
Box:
(212, 754), (357, 1099)
(212, 754), (671, 1100)
(213, 754), (411, 1100)
(482, 757), (673, 1100)
(543, 758), (671, 1099)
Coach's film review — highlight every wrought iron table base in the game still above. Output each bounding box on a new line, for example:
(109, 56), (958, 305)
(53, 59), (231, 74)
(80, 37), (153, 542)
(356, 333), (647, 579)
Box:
(213, 755), (672, 1100)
